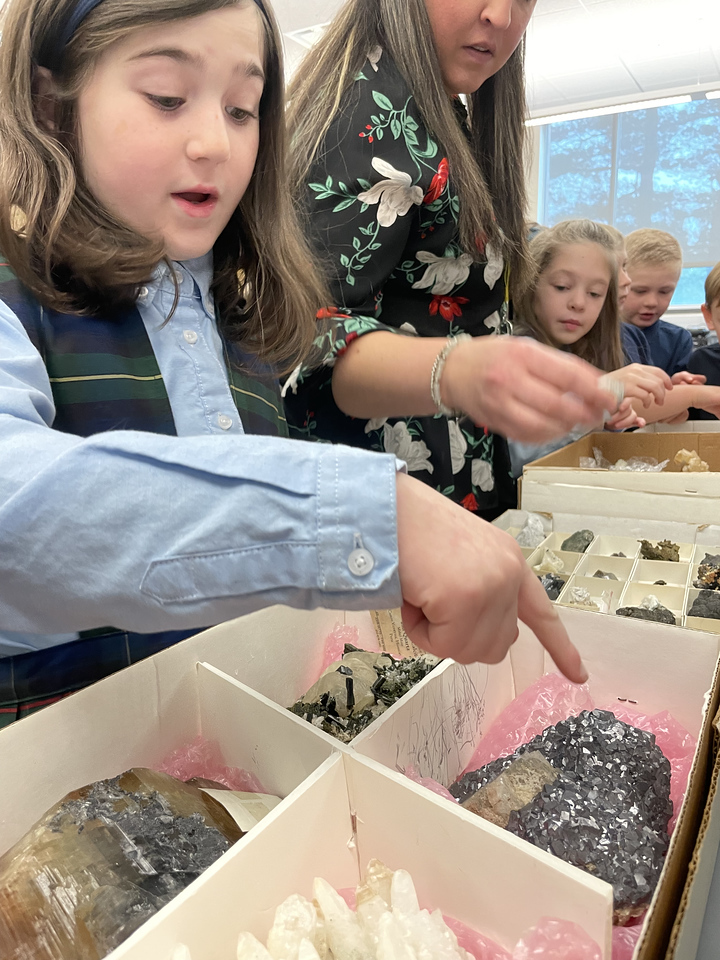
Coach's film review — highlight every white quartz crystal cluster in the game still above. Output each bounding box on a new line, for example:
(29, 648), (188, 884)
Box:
(236, 860), (470, 960)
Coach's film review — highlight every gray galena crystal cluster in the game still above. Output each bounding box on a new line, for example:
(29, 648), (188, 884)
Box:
(450, 710), (672, 922)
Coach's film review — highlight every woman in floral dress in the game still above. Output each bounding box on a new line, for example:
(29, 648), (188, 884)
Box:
(285, 0), (614, 518)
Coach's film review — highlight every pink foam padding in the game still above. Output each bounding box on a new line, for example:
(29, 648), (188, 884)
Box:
(443, 915), (512, 960)
(157, 734), (267, 793)
(318, 623), (363, 674)
(511, 918), (601, 959)
(403, 764), (458, 803)
(612, 922), (642, 960)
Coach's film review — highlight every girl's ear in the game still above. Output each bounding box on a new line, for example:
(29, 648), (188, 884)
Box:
(33, 66), (60, 133)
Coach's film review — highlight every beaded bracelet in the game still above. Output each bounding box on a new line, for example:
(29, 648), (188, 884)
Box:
(430, 333), (471, 417)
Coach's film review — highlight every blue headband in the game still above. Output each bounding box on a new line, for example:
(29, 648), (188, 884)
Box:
(38, 0), (267, 73)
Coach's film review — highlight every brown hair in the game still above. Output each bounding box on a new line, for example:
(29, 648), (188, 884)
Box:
(0, 0), (326, 372)
(514, 219), (624, 372)
(286, 0), (531, 291)
(625, 228), (683, 273)
(705, 262), (720, 308)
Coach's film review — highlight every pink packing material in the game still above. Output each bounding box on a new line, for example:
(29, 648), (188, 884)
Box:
(443, 915), (511, 960)
(404, 764), (458, 803)
(157, 734), (267, 793)
(319, 623), (363, 674)
(512, 918), (601, 959)
(612, 923), (642, 960)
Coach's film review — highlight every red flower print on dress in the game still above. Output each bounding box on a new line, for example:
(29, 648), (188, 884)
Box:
(423, 158), (449, 204)
(461, 493), (478, 512)
(359, 125), (374, 143)
(429, 295), (469, 322)
(317, 307), (351, 320)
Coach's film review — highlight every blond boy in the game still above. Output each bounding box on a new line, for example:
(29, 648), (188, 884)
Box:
(621, 229), (693, 377)
(686, 264), (720, 419)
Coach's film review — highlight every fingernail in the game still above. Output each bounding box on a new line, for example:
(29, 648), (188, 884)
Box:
(578, 665), (589, 684)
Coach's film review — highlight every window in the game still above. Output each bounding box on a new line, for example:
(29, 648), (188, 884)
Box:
(539, 100), (720, 306)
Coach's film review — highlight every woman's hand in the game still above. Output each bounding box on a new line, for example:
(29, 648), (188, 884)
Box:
(441, 336), (617, 443)
(608, 364), (671, 407)
(395, 472), (588, 682)
(672, 371), (706, 386)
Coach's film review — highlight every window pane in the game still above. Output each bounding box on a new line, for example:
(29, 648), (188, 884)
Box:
(544, 116), (613, 225)
(671, 266), (712, 307)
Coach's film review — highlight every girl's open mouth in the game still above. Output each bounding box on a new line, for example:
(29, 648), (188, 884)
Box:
(172, 192), (218, 218)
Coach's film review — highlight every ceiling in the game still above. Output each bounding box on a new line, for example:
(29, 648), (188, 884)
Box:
(273, 0), (720, 116)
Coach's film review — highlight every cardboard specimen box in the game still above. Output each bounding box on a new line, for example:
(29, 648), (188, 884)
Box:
(520, 432), (720, 523)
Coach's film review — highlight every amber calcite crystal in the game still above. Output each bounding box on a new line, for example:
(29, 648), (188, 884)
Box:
(0, 768), (243, 960)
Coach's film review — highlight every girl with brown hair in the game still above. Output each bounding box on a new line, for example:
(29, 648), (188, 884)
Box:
(0, 0), (586, 722)
(284, 0), (624, 517)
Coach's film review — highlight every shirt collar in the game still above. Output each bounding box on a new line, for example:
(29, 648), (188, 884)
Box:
(148, 251), (214, 305)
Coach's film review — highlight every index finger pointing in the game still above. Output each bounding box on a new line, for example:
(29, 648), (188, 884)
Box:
(517, 567), (589, 684)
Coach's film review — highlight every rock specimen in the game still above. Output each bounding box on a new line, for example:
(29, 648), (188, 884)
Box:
(694, 554), (720, 591)
(515, 514), (547, 549)
(561, 529), (594, 553)
(461, 752), (557, 828)
(593, 570), (619, 580)
(654, 580), (667, 586)
(0, 768), (243, 960)
(289, 645), (439, 743)
(533, 549), (565, 576)
(611, 552), (627, 558)
(616, 595), (677, 625)
(639, 539), (680, 562)
(451, 710), (673, 923)
(565, 586), (600, 611)
(688, 590), (720, 621)
(539, 573), (565, 601)
(674, 448), (709, 472)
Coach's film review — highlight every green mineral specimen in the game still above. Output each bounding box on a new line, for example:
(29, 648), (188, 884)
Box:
(560, 529), (594, 553)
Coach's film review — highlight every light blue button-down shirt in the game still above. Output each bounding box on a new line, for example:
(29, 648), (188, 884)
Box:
(0, 255), (401, 657)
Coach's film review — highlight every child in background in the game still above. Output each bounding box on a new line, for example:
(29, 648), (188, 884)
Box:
(0, 0), (586, 723)
(510, 220), (720, 475)
(686, 263), (720, 420)
(621, 228), (694, 377)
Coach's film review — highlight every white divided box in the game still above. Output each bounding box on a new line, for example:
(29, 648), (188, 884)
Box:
(497, 511), (720, 633)
(109, 751), (613, 960)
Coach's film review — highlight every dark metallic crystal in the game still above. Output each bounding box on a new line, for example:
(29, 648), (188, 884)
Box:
(539, 573), (565, 601)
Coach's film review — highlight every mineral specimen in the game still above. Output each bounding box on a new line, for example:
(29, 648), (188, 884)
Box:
(0, 768), (243, 960)
(533, 549), (565, 576)
(654, 580), (667, 586)
(539, 573), (565, 601)
(461, 752), (557, 828)
(561, 529), (594, 553)
(611, 552), (627, 558)
(639, 539), (680, 562)
(694, 554), (720, 591)
(289, 645), (439, 743)
(451, 710), (673, 923)
(616, 595), (677, 625)
(515, 514), (547, 549)
(688, 590), (720, 620)
(674, 448), (710, 472)
(593, 570), (618, 580)
(565, 586), (600, 611)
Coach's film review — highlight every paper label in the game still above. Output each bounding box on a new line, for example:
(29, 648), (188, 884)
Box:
(370, 608), (424, 659)
(200, 789), (282, 833)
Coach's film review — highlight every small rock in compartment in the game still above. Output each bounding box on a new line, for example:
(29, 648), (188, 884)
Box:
(0, 768), (243, 960)
(639, 539), (681, 562)
(688, 590), (720, 621)
(539, 573), (565, 601)
(674, 448), (710, 473)
(694, 554), (720, 591)
(654, 580), (667, 586)
(565, 586), (600, 611)
(515, 513), (547, 549)
(561, 529), (594, 553)
(593, 569), (619, 580)
(451, 709), (673, 924)
(611, 552), (627, 558)
(289, 644), (439, 743)
(616, 594), (677, 625)
(533, 548), (565, 576)
(461, 751), (557, 828)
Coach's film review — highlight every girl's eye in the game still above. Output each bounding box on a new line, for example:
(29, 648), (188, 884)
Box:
(147, 95), (184, 111)
(554, 285), (567, 292)
(226, 106), (256, 124)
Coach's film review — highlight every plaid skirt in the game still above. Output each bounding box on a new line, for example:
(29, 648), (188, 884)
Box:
(0, 628), (199, 728)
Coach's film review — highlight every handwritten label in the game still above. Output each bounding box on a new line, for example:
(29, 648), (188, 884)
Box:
(370, 608), (424, 658)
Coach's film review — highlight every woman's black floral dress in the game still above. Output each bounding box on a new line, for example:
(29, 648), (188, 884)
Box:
(285, 46), (516, 516)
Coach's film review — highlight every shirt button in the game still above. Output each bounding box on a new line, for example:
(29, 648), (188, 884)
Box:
(183, 329), (198, 345)
(348, 548), (375, 577)
(217, 414), (233, 430)
(138, 286), (149, 300)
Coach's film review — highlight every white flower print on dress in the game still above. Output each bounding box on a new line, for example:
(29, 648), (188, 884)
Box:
(448, 420), (468, 475)
(412, 250), (473, 295)
(399, 322), (418, 335)
(483, 311), (501, 332)
(281, 362), (302, 397)
(483, 242), (504, 290)
(365, 417), (388, 434)
(472, 458), (495, 492)
(358, 158), (424, 228)
(383, 422), (434, 473)
(367, 46), (383, 71)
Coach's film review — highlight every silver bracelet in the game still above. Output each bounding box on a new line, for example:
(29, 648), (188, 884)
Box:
(430, 333), (471, 417)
